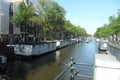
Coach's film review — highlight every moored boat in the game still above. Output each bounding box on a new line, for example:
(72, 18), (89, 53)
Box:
(0, 55), (7, 73)
(0, 42), (14, 56)
(98, 40), (108, 51)
(12, 39), (77, 56)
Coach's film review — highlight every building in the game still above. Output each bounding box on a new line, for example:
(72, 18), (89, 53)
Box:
(0, 0), (24, 42)
(0, 0), (9, 39)
(0, 0), (35, 43)
(9, 0), (23, 35)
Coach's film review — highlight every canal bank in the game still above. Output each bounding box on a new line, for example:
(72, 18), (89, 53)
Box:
(108, 43), (120, 62)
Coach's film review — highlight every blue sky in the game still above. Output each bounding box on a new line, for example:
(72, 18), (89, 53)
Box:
(53, 0), (120, 35)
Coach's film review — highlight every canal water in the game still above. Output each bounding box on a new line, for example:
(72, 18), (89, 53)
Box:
(1, 40), (97, 80)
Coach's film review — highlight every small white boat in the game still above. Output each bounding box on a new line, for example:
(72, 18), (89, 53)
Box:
(96, 38), (100, 42)
(98, 40), (108, 51)
(85, 39), (89, 43)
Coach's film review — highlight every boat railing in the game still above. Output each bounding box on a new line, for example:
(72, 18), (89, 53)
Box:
(54, 57), (94, 80)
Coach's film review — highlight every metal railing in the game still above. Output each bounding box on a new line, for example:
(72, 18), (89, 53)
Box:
(55, 57), (94, 80)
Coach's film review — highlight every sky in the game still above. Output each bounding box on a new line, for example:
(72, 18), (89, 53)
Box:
(53, 0), (120, 35)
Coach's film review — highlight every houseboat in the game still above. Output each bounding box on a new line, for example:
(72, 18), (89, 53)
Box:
(12, 39), (77, 56)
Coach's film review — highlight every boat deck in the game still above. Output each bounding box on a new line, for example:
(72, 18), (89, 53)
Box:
(95, 53), (120, 80)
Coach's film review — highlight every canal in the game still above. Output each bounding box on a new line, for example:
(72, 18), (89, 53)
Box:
(1, 40), (97, 80)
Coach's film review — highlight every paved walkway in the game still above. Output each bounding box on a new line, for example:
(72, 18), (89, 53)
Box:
(95, 53), (120, 80)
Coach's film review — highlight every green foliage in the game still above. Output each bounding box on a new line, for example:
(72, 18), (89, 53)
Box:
(46, 36), (54, 40)
(13, 1), (35, 25)
(12, 0), (88, 41)
(94, 9), (120, 39)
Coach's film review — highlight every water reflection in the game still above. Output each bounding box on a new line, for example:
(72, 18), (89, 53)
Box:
(55, 50), (61, 62)
(3, 51), (62, 80)
(0, 74), (10, 80)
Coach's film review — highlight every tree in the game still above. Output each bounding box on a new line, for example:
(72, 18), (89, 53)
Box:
(12, 0), (88, 41)
(36, 0), (66, 40)
(108, 10), (120, 41)
(12, 1), (35, 41)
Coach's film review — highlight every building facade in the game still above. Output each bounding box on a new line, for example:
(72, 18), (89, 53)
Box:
(9, 0), (23, 35)
(0, 0), (9, 36)
(0, 0), (24, 42)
